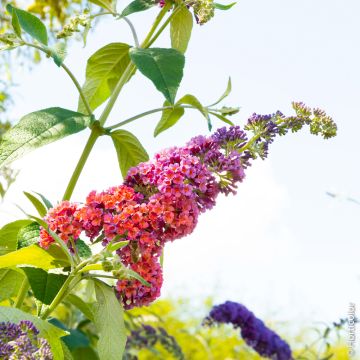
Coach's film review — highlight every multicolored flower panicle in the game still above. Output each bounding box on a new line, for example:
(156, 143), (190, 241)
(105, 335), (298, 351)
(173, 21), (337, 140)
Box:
(39, 201), (82, 249)
(116, 254), (163, 310)
(204, 301), (292, 360)
(0, 320), (53, 359)
(75, 185), (141, 242)
(125, 146), (219, 212)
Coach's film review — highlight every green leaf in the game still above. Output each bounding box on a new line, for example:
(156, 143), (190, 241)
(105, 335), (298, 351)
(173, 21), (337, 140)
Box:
(176, 94), (209, 122)
(170, 6), (193, 53)
(66, 294), (95, 322)
(209, 111), (234, 126)
(93, 280), (126, 360)
(214, 2), (236, 10)
(121, 0), (155, 17)
(17, 221), (40, 248)
(211, 77), (232, 106)
(106, 240), (129, 252)
(88, 0), (116, 13)
(22, 267), (68, 305)
(76, 239), (92, 259)
(33, 191), (53, 210)
(0, 306), (67, 360)
(0, 244), (69, 270)
(126, 268), (151, 287)
(11, 9), (22, 38)
(78, 43), (131, 113)
(24, 191), (47, 217)
(0, 107), (92, 168)
(130, 47), (185, 104)
(72, 347), (99, 360)
(154, 100), (185, 136)
(0, 220), (32, 255)
(6, 4), (48, 45)
(0, 268), (25, 302)
(111, 129), (149, 178)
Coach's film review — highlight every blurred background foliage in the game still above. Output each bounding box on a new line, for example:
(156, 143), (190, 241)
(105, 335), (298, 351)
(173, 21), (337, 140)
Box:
(6, 283), (345, 360)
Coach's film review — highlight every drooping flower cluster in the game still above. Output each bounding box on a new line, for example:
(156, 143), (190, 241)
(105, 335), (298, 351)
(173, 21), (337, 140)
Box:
(204, 301), (292, 360)
(39, 105), (336, 309)
(124, 324), (184, 360)
(0, 320), (53, 359)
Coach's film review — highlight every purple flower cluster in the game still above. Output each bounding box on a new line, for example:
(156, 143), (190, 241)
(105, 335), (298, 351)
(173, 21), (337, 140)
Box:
(124, 324), (184, 360)
(204, 301), (292, 360)
(0, 320), (53, 359)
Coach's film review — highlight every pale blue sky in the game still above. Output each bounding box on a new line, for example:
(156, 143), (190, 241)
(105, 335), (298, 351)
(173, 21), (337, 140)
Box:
(2, 0), (360, 337)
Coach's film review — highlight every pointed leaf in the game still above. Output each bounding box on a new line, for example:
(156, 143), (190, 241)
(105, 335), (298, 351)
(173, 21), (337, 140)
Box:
(88, 0), (116, 13)
(154, 100), (185, 136)
(0, 306), (67, 360)
(214, 2), (236, 10)
(121, 0), (155, 17)
(126, 268), (151, 287)
(0, 107), (92, 168)
(177, 94), (208, 118)
(78, 43), (131, 113)
(209, 111), (234, 125)
(94, 280), (126, 360)
(130, 47), (185, 104)
(6, 4), (48, 45)
(22, 267), (68, 305)
(170, 6), (193, 53)
(111, 129), (149, 177)
(0, 244), (69, 270)
(34, 191), (53, 210)
(0, 220), (32, 255)
(24, 191), (47, 217)
(11, 9), (22, 38)
(210, 77), (232, 106)
(17, 221), (40, 248)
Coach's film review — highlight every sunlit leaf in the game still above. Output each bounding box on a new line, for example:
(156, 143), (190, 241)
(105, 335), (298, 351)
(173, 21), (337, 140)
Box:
(0, 244), (69, 270)
(0, 220), (32, 255)
(111, 129), (149, 177)
(24, 191), (47, 217)
(0, 107), (92, 168)
(213, 2), (236, 10)
(78, 43), (131, 113)
(154, 100), (185, 136)
(170, 6), (193, 53)
(93, 280), (126, 360)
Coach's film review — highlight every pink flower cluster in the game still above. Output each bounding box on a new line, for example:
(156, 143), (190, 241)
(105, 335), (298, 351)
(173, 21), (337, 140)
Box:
(39, 127), (246, 309)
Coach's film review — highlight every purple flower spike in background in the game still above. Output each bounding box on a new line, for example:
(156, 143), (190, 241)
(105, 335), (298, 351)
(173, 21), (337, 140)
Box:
(204, 301), (292, 360)
(0, 320), (52, 359)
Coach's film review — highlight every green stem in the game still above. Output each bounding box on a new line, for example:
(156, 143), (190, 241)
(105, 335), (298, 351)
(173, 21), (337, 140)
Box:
(105, 104), (195, 130)
(62, 130), (99, 200)
(121, 16), (140, 47)
(14, 279), (29, 309)
(145, 4), (185, 48)
(140, 3), (171, 47)
(24, 42), (92, 116)
(98, 64), (136, 127)
(40, 274), (79, 319)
